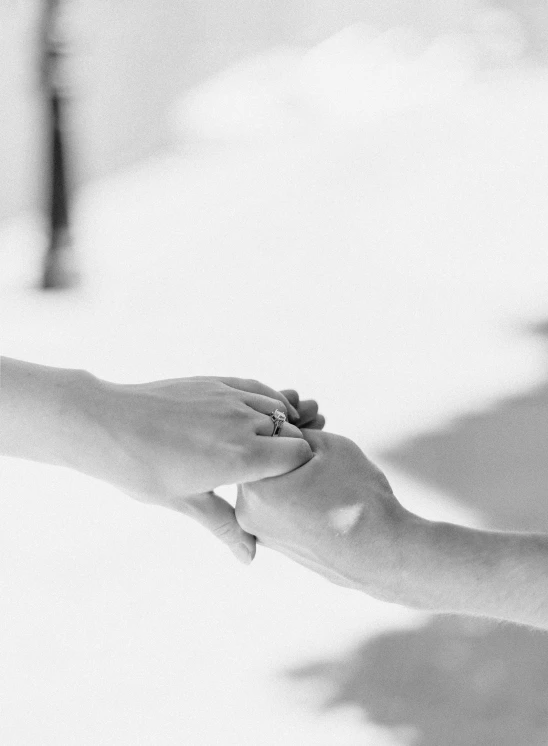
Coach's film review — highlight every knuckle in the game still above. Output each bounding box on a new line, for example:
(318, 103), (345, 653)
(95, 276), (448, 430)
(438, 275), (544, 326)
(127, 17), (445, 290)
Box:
(218, 382), (235, 399)
(307, 400), (319, 416)
(212, 519), (238, 542)
(243, 378), (261, 393)
(231, 400), (251, 419)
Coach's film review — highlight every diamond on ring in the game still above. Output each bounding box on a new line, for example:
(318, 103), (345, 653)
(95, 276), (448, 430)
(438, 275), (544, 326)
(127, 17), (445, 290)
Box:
(270, 408), (287, 437)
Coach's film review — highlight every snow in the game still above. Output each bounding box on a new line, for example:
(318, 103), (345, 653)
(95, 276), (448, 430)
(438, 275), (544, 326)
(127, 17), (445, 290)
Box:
(2, 23), (548, 745)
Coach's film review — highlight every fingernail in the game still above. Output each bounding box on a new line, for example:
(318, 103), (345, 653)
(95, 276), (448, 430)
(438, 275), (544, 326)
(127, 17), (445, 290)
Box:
(233, 543), (253, 566)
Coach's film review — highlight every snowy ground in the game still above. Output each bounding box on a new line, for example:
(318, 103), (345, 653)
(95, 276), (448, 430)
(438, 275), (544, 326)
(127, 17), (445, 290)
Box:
(2, 25), (548, 746)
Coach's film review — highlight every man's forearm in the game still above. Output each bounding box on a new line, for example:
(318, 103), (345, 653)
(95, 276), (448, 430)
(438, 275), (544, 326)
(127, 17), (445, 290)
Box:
(0, 356), (102, 473)
(402, 517), (548, 629)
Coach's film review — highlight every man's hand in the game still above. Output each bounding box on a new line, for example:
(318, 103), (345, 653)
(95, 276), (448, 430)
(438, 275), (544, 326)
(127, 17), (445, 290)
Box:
(237, 429), (418, 600)
(280, 389), (326, 431)
(237, 430), (548, 630)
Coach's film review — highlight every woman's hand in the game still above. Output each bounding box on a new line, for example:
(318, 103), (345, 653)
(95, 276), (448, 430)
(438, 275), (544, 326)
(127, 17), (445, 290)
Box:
(84, 375), (319, 563)
(0, 358), (323, 566)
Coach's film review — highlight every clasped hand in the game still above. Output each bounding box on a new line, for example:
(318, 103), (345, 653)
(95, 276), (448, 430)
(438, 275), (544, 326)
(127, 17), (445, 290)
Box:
(5, 358), (545, 628)
(236, 429), (410, 601)
(89, 375), (324, 564)
(89, 372), (404, 592)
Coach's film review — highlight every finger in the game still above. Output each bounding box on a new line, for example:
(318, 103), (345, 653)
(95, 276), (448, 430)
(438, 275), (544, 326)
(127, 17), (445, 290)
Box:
(243, 437), (313, 483)
(280, 389), (300, 411)
(300, 428), (330, 453)
(241, 392), (290, 419)
(254, 414), (303, 438)
(219, 378), (300, 421)
(172, 492), (256, 565)
(306, 413), (326, 430)
(281, 391), (323, 428)
(295, 399), (320, 427)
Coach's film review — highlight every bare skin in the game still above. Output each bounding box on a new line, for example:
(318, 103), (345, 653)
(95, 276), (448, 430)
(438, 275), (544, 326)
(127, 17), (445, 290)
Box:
(0, 356), (323, 564)
(237, 430), (548, 629)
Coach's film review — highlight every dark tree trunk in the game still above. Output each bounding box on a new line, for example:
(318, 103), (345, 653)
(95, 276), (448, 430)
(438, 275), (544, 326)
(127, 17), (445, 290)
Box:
(48, 92), (69, 239)
(40, 0), (78, 289)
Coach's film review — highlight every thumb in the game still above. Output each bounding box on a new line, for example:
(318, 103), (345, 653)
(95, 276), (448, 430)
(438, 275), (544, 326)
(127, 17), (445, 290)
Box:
(244, 436), (313, 483)
(177, 491), (257, 566)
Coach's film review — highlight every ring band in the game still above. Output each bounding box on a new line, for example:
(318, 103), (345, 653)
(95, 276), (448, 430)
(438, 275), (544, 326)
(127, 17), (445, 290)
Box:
(270, 408), (287, 437)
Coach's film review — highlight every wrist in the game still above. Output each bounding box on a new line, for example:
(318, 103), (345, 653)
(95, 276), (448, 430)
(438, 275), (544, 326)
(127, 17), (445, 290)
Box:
(66, 377), (161, 497)
(397, 519), (548, 625)
(385, 510), (443, 609)
(392, 517), (495, 614)
(54, 367), (111, 477)
(0, 357), (105, 475)
(353, 505), (435, 606)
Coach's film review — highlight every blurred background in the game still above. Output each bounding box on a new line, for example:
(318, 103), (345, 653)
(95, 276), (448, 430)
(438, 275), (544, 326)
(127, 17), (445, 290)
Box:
(2, 1), (548, 744)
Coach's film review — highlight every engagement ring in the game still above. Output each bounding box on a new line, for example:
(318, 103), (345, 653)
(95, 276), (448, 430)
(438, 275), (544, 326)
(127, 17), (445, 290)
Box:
(270, 409), (287, 436)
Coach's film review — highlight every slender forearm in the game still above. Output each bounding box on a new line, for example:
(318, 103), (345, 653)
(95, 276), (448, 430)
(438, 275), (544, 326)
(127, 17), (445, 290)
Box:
(0, 356), (102, 473)
(402, 517), (548, 629)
